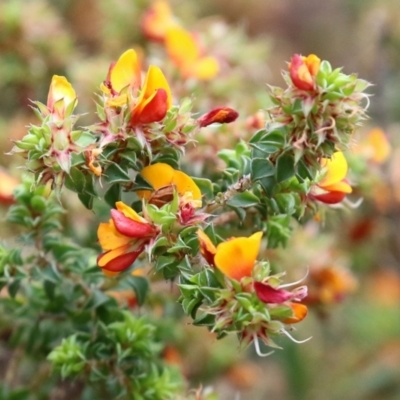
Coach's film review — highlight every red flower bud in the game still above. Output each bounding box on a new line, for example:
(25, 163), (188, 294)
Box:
(197, 107), (239, 127)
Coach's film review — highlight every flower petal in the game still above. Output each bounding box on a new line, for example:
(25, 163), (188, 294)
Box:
(97, 243), (131, 267)
(313, 190), (347, 204)
(99, 248), (143, 272)
(47, 75), (76, 110)
(367, 128), (391, 164)
(97, 221), (131, 251)
(137, 163), (175, 200)
(322, 180), (352, 194)
(282, 303), (308, 324)
(111, 209), (155, 238)
(191, 56), (219, 80)
(131, 88), (169, 125)
(110, 49), (141, 93)
(303, 54), (320, 77)
(115, 201), (147, 223)
(319, 151), (348, 188)
(141, 0), (176, 42)
(289, 54), (314, 91)
(171, 170), (202, 201)
(198, 107), (239, 127)
(254, 282), (293, 304)
(165, 26), (199, 68)
(197, 230), (217, 265)
(214, 232), (263, 281)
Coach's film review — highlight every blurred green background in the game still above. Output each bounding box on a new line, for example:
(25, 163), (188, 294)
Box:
(1, 0), (400, 399)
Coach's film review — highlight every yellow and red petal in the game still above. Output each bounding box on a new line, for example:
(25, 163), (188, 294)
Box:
(214, 231), (263, 281)
(137, 163), (175, 200)
(110, 49), (141, 93)
(282, 303), (308, 324)
(197, 230), (217, 266)
(131, 88), (169, 125)
(99, 248), (143, 272)
(97, 221), (131, 251)
(97, 244), (131, 267)
(289, 54), (314, 91)
(198, 107), (239, 128)
(111, 209), (155, 238)
(319, 151), (348, 188)
(115, 201), (146, 223)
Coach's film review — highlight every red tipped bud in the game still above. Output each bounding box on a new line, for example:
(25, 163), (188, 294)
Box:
(198, 107), (239, 128)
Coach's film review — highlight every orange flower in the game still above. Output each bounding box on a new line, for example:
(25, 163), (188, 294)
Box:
(102, 49), (172, 125)
(97, 201), (157, 274)
(165, 26), (219, 80)
(137, 163), (202, 206)
(289, 54), (320, 91)
(282, 302), (308, 324)
(214, 232), (263, 281)
(141, 0), (178, 42)
(311, 150), (352, 204)
(354, 128), (391, 164)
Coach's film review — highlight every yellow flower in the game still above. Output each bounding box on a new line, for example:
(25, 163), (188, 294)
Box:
(97, 201), (157, 274)
(165, 26), (219, 80)
(47, 75), (77, 117)
(102, 49), (172, 125)
(138, 163), (202, 207)
(312, 151), (352, 204)
(214, 232), (263, 281)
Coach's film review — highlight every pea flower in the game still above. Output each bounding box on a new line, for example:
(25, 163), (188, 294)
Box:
(311, 150), (352, 204)
(97, 201), (158, 275)
(197, 107), (239, 128)
(47, 75), (77, 120)
(197, 230), (308, 317)
(165, 26), (219, 80)
(141, 0), (178, 42)
(289, 54), (321, 91)
(354, 128), (391, 164)
(138, 163), (201, 205)
(101, 49), (172, 125)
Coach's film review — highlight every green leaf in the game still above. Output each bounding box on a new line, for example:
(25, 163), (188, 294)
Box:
(192, 177), (213, 200)
(251, 158), (275, 181)
(8, 279), (21, 298)
(104, 184), (120, 207)
(78, 192), (94, 210)
(258, 176), (276, 197)
(65, 167), (86, 194)
(133, 174), (153, 191)
(227, 191), (260, 208)
(104, 163), (131, 184)
(276, 153), (295, 182)
(125, 276), (149, 305)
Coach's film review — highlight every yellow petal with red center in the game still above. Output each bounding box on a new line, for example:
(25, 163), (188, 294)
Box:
(304, 54), (321, 77)
(322, 180), (352, 194)
(47, 75), (76, 108)
(110, 49), (141, 93)
(165, 26), (199, 67)
(367, 128), (391, 163)
(115, 201), (146, 223)
(319, 151), (348, 188)
(214, 232), (263, 281)
(137, 163), (175, 200)
(97, 243), (131, 267)
(134, 65), (172, 115)
(171, 170), (202, 201)
(191, 56), (219, 80)
(97, 220), (131, 251)
(283, 303), (308, 324)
